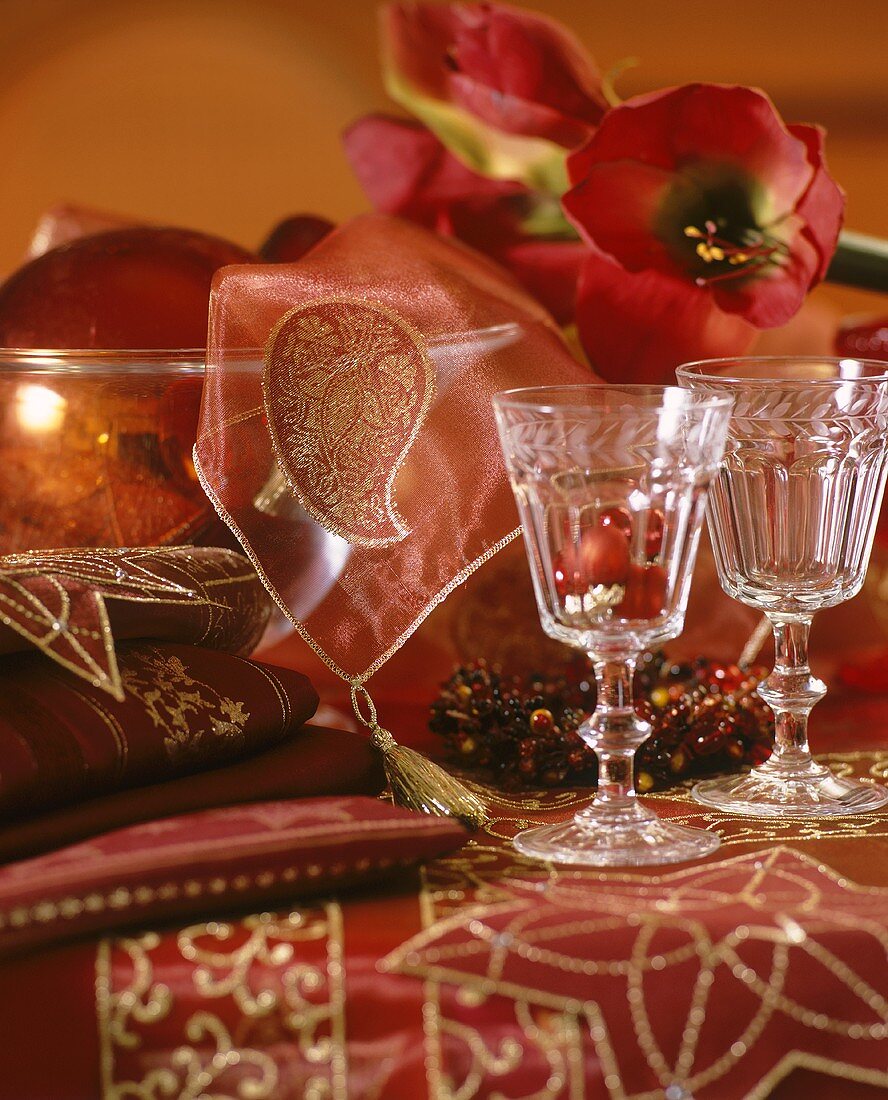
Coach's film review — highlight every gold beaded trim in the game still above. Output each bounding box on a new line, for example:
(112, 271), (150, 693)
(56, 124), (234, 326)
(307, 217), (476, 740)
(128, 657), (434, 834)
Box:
(0, 813), (456, 937)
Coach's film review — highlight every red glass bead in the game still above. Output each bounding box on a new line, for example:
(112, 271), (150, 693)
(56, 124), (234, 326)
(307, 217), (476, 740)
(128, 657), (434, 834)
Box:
(530, 708), (554, 733)
(669, 747), (690, 774)
(645, 509), (664, 559)
(726, 737), (746, 760)
(693, 726), (728, 755)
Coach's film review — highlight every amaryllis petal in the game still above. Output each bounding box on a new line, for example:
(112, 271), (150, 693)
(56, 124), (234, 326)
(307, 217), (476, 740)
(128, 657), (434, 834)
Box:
(343, 115), (524, 226)
(449, 4), (607, 143)
(345, 114), (583, 323)
(575, 249), (756, 383)
(565, 82), (845, 353)
(568, 87), (689, 182)
(563, 160), (677, 273)
(569, 85), (814, 222)
(498, 238), (587, 324)
(787, 123), (845, 283)
(382, 2), (451, 101)
(711, 219), (822, 328)
(381, 2), (606, 190)
(384, 2), (606, 145)
(449, 75), (595, 151)
(671, 85), (814, 219)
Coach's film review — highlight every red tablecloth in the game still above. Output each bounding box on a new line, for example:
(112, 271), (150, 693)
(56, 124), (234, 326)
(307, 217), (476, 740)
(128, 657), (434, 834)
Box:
(0, 700), (886, 1099)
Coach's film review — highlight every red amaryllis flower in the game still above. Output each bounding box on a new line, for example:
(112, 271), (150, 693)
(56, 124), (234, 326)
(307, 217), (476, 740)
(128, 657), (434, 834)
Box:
(381, 2), (608, 191)
(562, 83), (845, 381)
(344, 113), (586, 323)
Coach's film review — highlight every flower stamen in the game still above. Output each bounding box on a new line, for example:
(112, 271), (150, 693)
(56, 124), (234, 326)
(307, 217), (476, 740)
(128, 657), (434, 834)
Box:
(683, 222), (787, 286)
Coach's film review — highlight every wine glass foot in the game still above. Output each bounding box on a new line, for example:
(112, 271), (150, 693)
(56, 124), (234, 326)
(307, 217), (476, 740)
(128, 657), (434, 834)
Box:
(692, 765), (888, 817)
(513, 801), (720, 867)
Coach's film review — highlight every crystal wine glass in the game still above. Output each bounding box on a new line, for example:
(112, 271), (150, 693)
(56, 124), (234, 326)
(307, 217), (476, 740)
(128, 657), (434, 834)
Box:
(493, 385), (733, 865)
(677, 357), (888, 816)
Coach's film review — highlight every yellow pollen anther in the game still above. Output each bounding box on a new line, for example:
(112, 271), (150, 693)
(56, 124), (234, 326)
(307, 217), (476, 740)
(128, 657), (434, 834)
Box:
(684, 226), (703, 238)
(729, 253), (749, 265)
(708, 246), (725, 261)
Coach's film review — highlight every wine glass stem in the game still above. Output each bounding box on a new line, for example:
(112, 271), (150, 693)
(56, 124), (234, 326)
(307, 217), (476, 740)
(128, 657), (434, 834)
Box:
(760, 615), (826, 767)
(587, 657), (649, 808)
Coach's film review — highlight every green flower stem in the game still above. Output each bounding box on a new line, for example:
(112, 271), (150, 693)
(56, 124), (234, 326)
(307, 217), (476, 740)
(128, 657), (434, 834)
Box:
(826, 230), (888, 294)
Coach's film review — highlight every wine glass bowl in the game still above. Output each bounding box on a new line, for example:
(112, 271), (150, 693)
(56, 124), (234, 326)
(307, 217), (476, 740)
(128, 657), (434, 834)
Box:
(494, 385), (733, 865)
(677, 357), (888, 817)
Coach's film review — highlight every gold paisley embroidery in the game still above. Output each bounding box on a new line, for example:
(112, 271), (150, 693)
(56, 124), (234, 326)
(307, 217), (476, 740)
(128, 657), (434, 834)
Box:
(119, 647), (250, 764)
(263, 298), (435, 547)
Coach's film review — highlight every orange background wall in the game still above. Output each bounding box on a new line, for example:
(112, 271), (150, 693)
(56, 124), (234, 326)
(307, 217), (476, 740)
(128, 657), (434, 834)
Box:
(1, 0), (886, 314)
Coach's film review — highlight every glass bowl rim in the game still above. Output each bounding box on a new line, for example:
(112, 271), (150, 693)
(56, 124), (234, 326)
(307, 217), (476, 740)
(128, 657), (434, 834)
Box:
(0, 348), (207, 374)
(677, 355), (888, 386)
(493, 382), (733, 415)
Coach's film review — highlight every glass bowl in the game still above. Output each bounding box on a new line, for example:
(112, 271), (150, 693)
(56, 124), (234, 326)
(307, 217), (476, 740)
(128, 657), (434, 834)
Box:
(0, 349), (213, 552)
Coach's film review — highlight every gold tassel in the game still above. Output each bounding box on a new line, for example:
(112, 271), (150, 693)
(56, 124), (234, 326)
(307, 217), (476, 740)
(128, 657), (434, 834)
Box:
(351, 684), (488, 830)
(739, 614), (773, 669)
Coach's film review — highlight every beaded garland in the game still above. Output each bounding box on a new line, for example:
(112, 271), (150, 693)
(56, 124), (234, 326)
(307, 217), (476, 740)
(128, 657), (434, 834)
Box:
(430, 654), (774, 791)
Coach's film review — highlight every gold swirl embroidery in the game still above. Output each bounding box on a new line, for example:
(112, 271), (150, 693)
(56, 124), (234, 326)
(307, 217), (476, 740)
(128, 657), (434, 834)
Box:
(97, 905), (348, 1099)
(119, 647), (250, 764)
(263, 297), (436, 548)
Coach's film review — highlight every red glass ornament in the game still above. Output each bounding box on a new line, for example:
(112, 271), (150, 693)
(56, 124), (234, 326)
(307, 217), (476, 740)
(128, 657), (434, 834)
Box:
(158, 375), (205, 492)
(616, 563), (667, 618)
(258, 215), (335, 262)
(0, 228), (255, 349)
(645, 509), (664, 559)
(553, 525), (631, 597)
(598, 506), (632, 539)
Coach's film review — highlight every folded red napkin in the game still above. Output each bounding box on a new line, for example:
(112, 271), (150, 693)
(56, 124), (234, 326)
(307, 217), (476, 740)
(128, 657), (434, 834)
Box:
(0, 546), (272, 698)
(0, 723), (383, 862)
(0, 796), (469, 958)
(0, 642), (318, 822)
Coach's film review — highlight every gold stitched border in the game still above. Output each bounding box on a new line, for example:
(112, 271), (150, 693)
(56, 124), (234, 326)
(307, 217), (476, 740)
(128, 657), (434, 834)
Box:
(193, 447), (521, 686)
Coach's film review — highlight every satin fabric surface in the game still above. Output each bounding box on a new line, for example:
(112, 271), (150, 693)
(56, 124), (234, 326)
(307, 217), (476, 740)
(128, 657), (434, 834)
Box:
(0, 690), (885, 1099)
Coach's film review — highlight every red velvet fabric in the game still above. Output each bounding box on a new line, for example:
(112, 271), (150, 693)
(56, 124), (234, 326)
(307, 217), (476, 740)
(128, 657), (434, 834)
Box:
(0, 723), (383, 863)
(0, 546), (272, 697)
(0, 642), (317, 821)
(0, 796), (468, 959)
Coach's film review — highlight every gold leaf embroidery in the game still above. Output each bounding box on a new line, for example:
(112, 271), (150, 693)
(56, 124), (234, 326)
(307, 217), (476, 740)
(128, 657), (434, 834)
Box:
(119, 647), (250, 764)
(263, 298), (436, 547)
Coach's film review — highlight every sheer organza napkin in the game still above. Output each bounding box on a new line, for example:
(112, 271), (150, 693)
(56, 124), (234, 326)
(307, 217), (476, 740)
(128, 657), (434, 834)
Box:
(194, 213), (593, 823)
